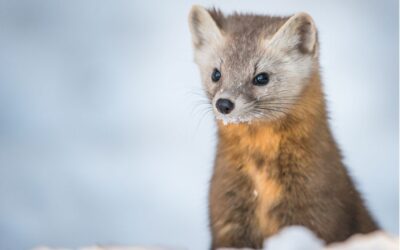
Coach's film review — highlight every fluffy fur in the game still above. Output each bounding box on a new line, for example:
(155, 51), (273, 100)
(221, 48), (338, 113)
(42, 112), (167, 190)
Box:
(188, 6), (378, 249)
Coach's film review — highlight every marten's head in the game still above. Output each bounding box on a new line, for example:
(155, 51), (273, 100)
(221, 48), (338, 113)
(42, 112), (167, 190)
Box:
(189, 6), (319, 124)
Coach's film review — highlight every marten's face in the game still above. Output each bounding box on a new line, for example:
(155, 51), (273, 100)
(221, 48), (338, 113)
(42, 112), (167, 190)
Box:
(189, 6), (318, 124)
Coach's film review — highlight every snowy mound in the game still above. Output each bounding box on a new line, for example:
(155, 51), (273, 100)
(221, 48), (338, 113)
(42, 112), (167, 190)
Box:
(33, 226), (399, 250)
(223, 226), (399, 250)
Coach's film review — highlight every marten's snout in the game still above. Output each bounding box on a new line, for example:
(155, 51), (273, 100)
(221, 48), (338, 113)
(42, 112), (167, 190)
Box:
(216, 98), (235, 114)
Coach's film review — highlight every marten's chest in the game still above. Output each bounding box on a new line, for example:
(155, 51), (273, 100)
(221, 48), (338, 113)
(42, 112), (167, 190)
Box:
(210, 150), (285, 245)
(210, 123), (292, 242)
(246, 157), (283, 237)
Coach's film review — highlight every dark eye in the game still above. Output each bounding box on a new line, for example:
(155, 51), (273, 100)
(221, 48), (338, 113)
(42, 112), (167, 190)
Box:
(211, 68), (221, 82)
(253, 73), (269, 86)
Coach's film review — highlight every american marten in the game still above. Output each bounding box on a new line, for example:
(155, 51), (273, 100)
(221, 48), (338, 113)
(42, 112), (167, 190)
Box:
(188, 6), (379, 249)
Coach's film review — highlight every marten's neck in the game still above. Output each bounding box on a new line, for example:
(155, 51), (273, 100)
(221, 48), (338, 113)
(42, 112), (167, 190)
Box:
(216, 71), (333, 161)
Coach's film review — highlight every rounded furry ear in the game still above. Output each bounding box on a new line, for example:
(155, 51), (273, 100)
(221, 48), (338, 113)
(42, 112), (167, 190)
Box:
(269, 12), (318, 55)
(188, 5), (223, 50)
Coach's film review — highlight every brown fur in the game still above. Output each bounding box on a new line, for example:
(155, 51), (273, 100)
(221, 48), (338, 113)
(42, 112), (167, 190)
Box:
(188, 6), (379, 249)
(209, 72), (378, 249)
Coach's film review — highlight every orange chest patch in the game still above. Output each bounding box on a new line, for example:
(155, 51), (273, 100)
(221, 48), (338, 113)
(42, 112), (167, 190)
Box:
(247, 159), (282, 237)
(219, 122), (284, 236)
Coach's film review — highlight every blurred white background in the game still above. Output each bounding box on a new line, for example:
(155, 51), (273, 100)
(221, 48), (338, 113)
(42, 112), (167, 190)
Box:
(0, 0), (398, 249)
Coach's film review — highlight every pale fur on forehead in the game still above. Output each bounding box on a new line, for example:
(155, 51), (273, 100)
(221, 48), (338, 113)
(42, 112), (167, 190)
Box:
(207, 8), (289, 39)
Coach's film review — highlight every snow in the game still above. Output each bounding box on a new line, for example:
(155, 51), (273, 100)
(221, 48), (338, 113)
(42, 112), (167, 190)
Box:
(263, 226), (324, 250)
(326, 231), (399, 250)
(33, 226), (399, 250)
(261, 226), (398, 250)
(34, 247), (179, 250)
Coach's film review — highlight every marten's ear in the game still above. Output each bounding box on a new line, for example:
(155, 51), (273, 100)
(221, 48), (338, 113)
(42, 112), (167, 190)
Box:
(269, 12), (318, 56)
(188, 5), (224, 50)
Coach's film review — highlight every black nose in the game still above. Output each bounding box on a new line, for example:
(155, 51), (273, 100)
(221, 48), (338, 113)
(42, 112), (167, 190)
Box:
(216, 98), (235, 114)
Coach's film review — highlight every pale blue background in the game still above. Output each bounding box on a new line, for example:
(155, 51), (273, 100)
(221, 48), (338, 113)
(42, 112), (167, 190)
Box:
(0, 0), (398, 249)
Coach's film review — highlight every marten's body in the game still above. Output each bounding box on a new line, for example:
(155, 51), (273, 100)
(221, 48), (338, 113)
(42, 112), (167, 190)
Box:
(209, 72), (377, 249)
(188, 6), (378, 249)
